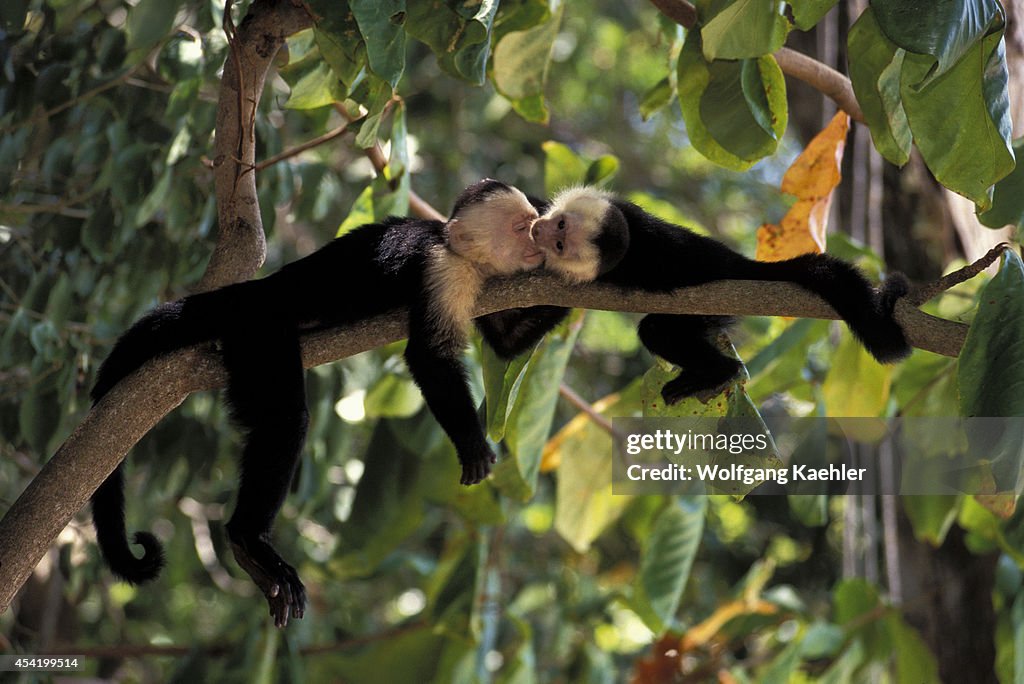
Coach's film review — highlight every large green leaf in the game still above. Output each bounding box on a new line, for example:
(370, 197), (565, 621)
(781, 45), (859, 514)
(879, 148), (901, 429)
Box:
(822, 330), (893, 417)
(405, 0), (501, 85)
(553, 380), (642, 552)
(700, 0), (789, 60)
(480, 340), (531, 442)
(308, 4), (367, 90)
(979, 138), (1024, 229)
(872, 0), (1004, 86)
(958, 250), (1024, 417)
(491, 311), (583, 501)
(678, 34), (787, 170)
(847, 9), (912, 165)
(901, 29), (1013, 210)
(492, 3), (563, 123)
(630, 497), (706, 634)
(350, 0), (406, 89)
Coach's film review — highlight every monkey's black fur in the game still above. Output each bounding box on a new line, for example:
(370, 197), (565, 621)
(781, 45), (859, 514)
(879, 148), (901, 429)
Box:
(90, 180), (534, 626)
(520, 195), (911, 402)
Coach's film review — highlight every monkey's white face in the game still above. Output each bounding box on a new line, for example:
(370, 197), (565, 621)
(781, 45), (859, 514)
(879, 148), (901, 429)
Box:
(532, 188), (611, 283)
(447, 188), (543, 276)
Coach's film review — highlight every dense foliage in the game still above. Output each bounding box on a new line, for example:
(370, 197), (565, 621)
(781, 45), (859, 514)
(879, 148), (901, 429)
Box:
(2, 0), (1024, 681)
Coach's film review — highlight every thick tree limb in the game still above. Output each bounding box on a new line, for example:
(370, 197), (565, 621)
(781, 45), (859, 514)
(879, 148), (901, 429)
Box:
(0, 269), (974, 612)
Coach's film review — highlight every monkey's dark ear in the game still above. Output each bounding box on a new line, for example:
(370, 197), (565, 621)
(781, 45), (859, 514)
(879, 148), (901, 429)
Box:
(595, 205), (629, 274)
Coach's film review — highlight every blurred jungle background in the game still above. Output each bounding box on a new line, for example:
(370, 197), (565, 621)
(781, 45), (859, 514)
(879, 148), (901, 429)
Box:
(2, 0), (1024, 681)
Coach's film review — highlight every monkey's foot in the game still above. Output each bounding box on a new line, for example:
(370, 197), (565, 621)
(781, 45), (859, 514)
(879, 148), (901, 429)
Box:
(460, 448), (497, 486)
(230, 538), (307, 628)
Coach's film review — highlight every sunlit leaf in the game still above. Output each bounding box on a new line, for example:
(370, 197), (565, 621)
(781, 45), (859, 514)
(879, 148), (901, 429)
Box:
(901, 30), (1013, 211)
(678, 34), (787, 170)
(550, 382), (641, 552)
(492, 3), (563, 123)
(847, 9), (912, 166)
(958, 250), (1024, 417)
(700, 0), (789, 61)
(757, 112), (848, 260)
(823, 330), (893, 417)
(630, 497), (706, 634)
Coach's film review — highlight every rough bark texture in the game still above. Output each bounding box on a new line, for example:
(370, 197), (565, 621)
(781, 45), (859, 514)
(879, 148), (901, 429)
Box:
(198, 0), (312, 291)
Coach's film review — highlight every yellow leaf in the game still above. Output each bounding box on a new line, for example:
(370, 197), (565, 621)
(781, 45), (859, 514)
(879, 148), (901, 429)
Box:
(756, 112), (849, 262)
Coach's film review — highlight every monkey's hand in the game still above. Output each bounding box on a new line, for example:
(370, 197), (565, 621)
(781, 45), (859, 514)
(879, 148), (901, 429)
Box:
(230, 538), (307, 628)
(460, 445), (497, 486)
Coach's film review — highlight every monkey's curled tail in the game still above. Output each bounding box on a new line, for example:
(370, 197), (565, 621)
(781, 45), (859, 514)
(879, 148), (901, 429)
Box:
(743, 253), (912, 364)
(90, 293), (226, 584)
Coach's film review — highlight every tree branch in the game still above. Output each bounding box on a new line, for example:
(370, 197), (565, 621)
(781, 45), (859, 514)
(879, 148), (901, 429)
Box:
(198, 0), (312, 291)
(0, 267), (977, 613)
(649, 0), (866, 123)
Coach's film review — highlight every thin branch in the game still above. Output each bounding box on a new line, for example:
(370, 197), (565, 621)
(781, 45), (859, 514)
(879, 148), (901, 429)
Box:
(908, 243), (1010, 306)
(648, 0), (866, 123)
(254, 122), (351, 172)
(559, 384), (615, 435)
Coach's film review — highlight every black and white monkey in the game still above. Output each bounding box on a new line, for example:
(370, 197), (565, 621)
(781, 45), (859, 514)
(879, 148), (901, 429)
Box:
(479, 185), (911, 403)
(90, 179), (542, 626)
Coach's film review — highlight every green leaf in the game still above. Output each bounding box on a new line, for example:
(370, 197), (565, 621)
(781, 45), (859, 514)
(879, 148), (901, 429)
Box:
(788, 494), (828, 526)
(958, 250), (1024, 417)
(492, 3), (563, 123)
(350, 74), (395, 148)
(700, 0), (789, 61)
(481, 342), (531, 443)
(639, 76), (673, 120)
(847, 9), (912, 165)
(337, 185), (375, 236)
(405, 0), (500, 85)
(283, 61), (346, 110)
(902, 495), (959, 545)
(553, 381), (641, 552)
(885, 613), (941, 684)
(678, 34), (787, 170)
(872, 0), (1004, 87)
(789, 0), (838, 31)
(126, 0), (179, 52)
(823, 330), (892, 417)
(584, 155), (620, 186)
(901, 29), (1013, 211)
(542, 141), (588, 196)
(363, 374), (424, 418)
(978, 138), (1024, 229)
(630, 497), (706, 634)
(310, 5), (367, 91)
(350, 0), (406, 89)
(492, 311), (582, 501)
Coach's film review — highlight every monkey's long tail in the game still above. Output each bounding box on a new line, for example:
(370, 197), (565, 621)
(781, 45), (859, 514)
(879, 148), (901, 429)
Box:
(739, 253), (912, 364)
(90, 291), (227, 584)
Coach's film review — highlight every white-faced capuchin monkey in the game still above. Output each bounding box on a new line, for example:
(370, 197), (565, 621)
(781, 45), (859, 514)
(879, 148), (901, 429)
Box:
(477, 185), (911, 404)
(90, 179), (543, 626)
